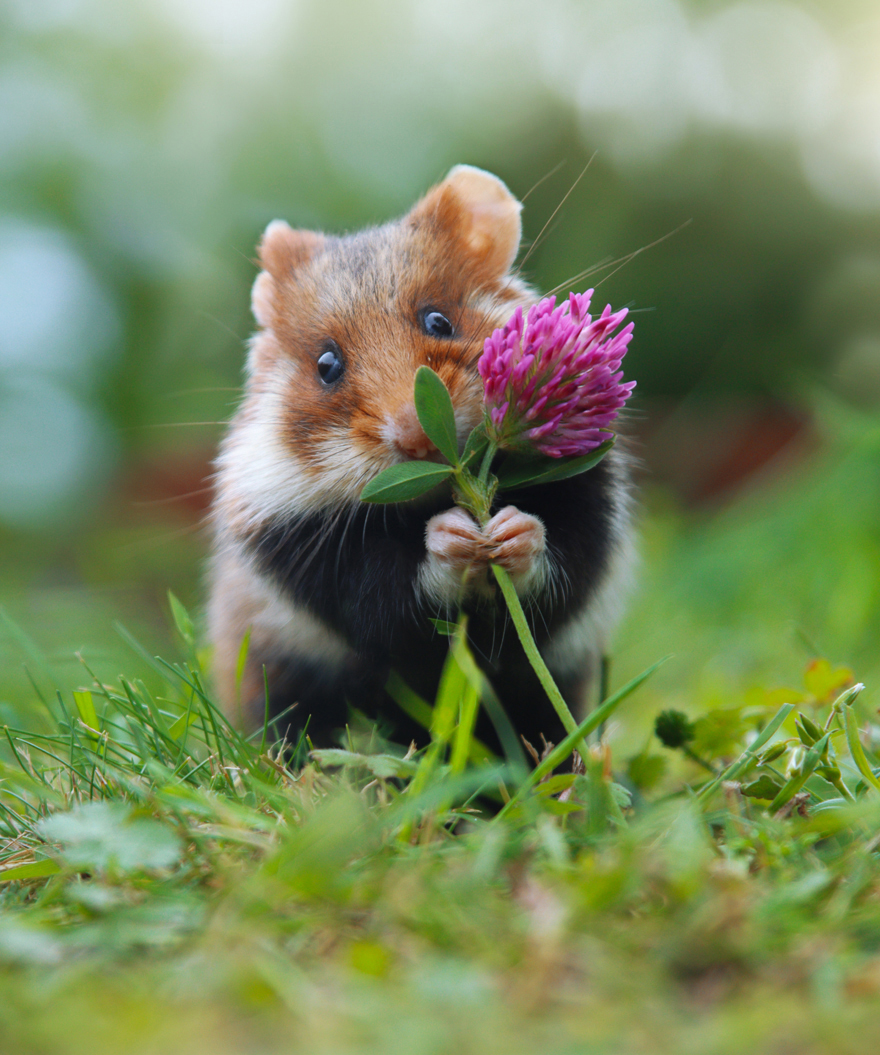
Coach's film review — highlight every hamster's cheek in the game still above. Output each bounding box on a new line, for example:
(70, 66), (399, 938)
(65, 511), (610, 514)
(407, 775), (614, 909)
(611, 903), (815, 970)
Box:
(348, 407), (406, 473)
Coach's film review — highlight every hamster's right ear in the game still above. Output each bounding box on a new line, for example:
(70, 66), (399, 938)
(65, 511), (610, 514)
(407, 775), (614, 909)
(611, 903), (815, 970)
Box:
(252, 221), (324, 327)
(409, 165), (523, 283)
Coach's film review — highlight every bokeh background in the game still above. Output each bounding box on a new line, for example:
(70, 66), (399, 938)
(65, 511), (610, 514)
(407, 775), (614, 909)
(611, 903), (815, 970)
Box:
(2, 0), (880, 745)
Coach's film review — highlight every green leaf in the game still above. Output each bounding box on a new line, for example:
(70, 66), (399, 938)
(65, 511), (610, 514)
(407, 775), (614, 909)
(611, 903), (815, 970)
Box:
(385, 671), (435, 732)
(460, 425), (490, 468)
(168, 590), (195, 647)
(841, 686), (880, 794)
(414, 366), (459, 465)
(498, 655), (671, 818)
(0, 859), (61, 883)
(767, 732), (830, 813)
(361, 461), (453, 503)
(37, 803), (183, 874)
(741, 774), (785, 800)
(533, 773), (577, 798)
(697, 703), (796, 803)
(450, 659), (480, 776)
(310, 749), (418, 779)
(168, 710), (199, 740)
(804, 658), (854, 702)
(495, 438), (614, 490)
(234, 626), (251, 697)
(795, 713), (823, 747)
(427, 618), (458, 636)
(538, 798), (584, 816)
(73, 690), (99, 734)
(627, 751), (668, 791)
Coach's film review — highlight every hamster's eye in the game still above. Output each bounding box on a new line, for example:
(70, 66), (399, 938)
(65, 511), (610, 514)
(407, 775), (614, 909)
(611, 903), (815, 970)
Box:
(317, 342), (344, 385)
(421, 310), (454, 339)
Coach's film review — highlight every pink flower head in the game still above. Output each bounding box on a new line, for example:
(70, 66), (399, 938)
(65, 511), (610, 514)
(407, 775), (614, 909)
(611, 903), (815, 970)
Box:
(478, 290), (636, 458)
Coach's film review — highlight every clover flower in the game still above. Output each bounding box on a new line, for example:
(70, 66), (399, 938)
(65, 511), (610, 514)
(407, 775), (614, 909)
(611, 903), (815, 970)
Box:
(654, 709), (696, 749)
(478, 291), (636, 458)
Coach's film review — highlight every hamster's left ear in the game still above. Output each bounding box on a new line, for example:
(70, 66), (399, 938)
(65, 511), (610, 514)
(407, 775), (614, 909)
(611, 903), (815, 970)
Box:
(252, 220), (324, 328)
(409, 165), (522, 283)
(258, 220), (324, 281)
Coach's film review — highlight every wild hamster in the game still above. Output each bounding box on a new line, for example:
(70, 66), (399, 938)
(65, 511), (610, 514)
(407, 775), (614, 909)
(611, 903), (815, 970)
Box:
(207, 164), (634, 754)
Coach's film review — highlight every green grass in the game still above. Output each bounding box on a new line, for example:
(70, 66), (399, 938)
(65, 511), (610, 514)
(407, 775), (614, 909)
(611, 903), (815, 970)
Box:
(3, 400), (880, 1055)
(1, 612), (880, 1055)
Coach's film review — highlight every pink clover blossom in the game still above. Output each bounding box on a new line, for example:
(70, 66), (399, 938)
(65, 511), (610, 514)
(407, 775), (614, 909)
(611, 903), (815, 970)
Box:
(478, 290), (636, 458)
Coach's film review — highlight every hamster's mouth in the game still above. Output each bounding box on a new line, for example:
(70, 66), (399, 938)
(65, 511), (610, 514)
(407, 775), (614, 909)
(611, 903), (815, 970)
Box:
(393, 447), (447, 466)
(381, 404), (451, 466)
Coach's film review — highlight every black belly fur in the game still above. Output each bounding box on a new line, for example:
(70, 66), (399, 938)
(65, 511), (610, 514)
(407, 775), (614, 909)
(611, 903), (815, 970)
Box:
(247, 461), (618, 753)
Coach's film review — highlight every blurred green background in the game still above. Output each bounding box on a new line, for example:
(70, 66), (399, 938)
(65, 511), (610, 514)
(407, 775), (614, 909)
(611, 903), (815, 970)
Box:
(2, 0), (879, 744)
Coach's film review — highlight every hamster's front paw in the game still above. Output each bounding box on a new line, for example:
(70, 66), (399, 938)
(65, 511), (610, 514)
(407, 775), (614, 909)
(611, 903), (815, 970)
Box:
(424, 508), (488, 577)
(484, 506), (547, 583)
(419, 508), (492, 605)
(419, 505), (549, 606)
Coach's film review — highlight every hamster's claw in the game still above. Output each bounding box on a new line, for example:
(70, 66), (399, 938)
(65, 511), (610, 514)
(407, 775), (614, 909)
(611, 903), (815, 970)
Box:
(483, 506), (546, 579)
(425, 508), (487, 576)
(425, 505), (546, 587)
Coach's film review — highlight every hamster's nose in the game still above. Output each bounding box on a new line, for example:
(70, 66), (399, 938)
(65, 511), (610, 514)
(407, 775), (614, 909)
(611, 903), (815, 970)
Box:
(388, 402), (439, 460)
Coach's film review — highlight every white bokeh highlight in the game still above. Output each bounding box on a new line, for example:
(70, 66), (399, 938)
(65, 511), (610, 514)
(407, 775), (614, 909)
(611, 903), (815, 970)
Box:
(0, 221), (118, 528)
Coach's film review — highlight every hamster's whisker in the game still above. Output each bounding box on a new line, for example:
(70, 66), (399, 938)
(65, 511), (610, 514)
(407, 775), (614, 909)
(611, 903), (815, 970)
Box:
(161, 387), (244, 398)
(113, 521), (206, 555)
(361, 503), (373, 549)
(130, 486), (214, 508)
(545, 219), (692, 298)
(196, 309), (249, 343)
(516, 154), (597, 275)
(519, 159), (567, 203)
(531, 594), (551, 639)
(334, 503), (365, 586)
(127, 422), (230, 430)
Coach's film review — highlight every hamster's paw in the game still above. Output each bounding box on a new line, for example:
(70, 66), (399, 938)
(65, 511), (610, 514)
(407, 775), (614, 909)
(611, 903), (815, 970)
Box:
(424, 508), (488, 573)
(419, 507), (491, 606)
(484, 506), (548, 590)
(419, 506), (550, 606)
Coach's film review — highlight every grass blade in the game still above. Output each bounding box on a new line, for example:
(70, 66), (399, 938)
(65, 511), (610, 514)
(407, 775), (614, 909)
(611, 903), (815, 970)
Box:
(841, 687), (880, 794)
(497, 655), (670, 818)
(697, 703), (796, 803)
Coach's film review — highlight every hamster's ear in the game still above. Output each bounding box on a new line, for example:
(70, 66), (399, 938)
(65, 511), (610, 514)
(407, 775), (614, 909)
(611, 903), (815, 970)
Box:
(252, 220), (324, 327)
(410, 165), (522, 282)
(257, 220), (324, 280)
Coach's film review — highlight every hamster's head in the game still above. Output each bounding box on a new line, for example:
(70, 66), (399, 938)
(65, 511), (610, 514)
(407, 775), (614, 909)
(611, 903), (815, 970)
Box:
(222, 165), (535, 526)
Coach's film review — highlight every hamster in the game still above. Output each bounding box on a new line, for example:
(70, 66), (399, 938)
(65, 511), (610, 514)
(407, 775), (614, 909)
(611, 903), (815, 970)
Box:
(207, 165), (635, 755)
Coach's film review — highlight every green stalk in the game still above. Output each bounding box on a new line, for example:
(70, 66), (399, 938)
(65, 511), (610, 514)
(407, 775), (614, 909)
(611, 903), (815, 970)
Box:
(496, 656), (670, 819)
(491, 564), (588, 767)
(452, 461), (496, 525)
(840, 687), (880, 794)
(825, 770), (857, 803)
(697, 703), (795, 804)
(767, 732), (830, 813)
(683, 746), (717, 774)
(477, 441), (498, 486)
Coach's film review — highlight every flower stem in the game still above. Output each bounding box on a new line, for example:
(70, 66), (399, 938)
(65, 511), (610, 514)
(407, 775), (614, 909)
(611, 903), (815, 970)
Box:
(478, 441), (498, 486)
(679, 746), (717, 773)
(451, 450), (497, 528)
(490, 564), (588, 767)
(450, 438), (587, 767)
